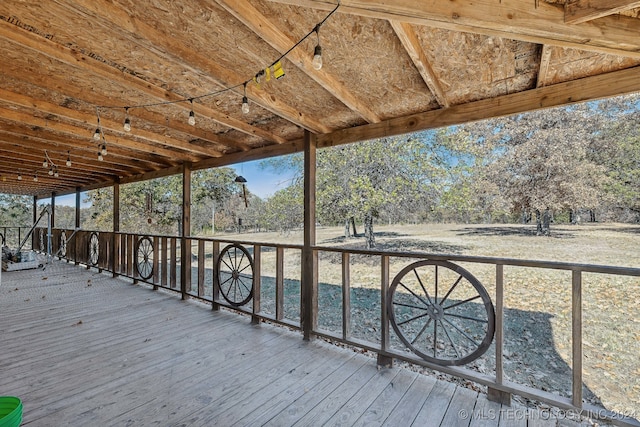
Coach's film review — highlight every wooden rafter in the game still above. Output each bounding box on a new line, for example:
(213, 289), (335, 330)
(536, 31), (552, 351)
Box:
(216, 0), (382, 124)
(61, 0), (331, 135)
(389, 20), (449, 108)
(565, 0), (640, 24)
(0, 20), (281, 148)
(267, 0), (640, 59)
(0, 88), (223, 159)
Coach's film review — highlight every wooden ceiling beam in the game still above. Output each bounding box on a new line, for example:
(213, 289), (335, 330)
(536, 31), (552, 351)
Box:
(62, 0), (331, 135)
(565, 0), (640, 24)
(0, 88), (222, 159)
(267, 0), (640, 59)
(0, 20), (280, 147)
(389, 20), (449, 108)
(216, 0), (382, 124)
(0, 129), (164, 174)
(0, 106), (197, 163)
(317, 65), (640, 148)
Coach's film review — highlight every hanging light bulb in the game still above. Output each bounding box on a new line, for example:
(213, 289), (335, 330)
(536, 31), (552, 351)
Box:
(188, 99), (196, 125)
(66, 152), (72, 167)
(123, 107), (131, 132)
(312, 25), (323, 70)
(101, 144), (107, 156)
(33, 173), (38, 182)
(93, 127), (101, 141)
(43, 158), (48, 168)
(54, 169), (59, 178)
(312, 45), (323, 70)
(48, 168), (54, 176)
(98, 151), (104, 162)
(241, 83), (250, 115)
(17, 173), (22, 181)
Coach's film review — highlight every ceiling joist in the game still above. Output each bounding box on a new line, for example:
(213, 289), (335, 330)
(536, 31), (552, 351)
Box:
(565, 0), (640, 24)
(267, 0), (640, 59)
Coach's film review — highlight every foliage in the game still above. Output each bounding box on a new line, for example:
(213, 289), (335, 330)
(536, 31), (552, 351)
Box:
(0, 194), (32, 226)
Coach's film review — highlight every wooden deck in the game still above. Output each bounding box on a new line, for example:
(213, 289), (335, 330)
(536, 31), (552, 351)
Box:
(1, 261), (587, 426)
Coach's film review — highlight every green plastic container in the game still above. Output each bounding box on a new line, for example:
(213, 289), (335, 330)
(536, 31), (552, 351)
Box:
(0, 397), (22, 427)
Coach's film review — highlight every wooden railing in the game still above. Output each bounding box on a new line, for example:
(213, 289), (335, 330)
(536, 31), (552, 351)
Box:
(36, 227), (640, 427)
(1, 226), (31, 249)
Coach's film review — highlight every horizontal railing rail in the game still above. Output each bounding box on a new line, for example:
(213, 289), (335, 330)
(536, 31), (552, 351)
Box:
(33, 227), (640, 427)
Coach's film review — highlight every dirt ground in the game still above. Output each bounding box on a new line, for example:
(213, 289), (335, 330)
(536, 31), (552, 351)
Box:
(215, 222), (640, 419)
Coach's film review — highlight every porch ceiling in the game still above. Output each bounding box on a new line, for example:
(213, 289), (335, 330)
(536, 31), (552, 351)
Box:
(1, 0), (640, 197)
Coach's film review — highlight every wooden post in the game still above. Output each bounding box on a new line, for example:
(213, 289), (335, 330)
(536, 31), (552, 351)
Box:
(212, 241), (220, 311)
(301, 130), (317, 341)
(342, 252), (351, 340)
(50, 192), (56, 229)
(112, 182), (120, 277)
(378, 254), (393, 367)
(181, 162), (192, 300)
(252, 244), (261, 324)
(488, 263), (511, 405)
(572, 270), (583, 408)
(275, 247), (284, 320)
(75, 188), (80, 265)
(32, 196), (37, 250)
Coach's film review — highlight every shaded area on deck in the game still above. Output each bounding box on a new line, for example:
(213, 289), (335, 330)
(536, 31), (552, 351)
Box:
(1, 262), (593, 426)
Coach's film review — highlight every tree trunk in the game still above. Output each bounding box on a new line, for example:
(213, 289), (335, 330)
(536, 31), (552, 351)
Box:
(535, 209), (542, 235)
(364, 211), (375, 249)
(590, 209), (596, 222)
(542, 208), (551, 236)
(344, 218), (351, 239)
(350, 216), (358, 237)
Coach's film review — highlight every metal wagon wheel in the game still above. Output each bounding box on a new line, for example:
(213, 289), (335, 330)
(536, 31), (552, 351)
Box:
(60, 231), (67, 257)
(135, 236), (154, 280)
(216, 243), (254, 307)
(88, 232), (99, 266)
(388, 260), (495, 366)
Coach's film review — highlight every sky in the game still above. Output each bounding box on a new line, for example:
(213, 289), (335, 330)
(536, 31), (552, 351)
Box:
(48, 158), (296, 207)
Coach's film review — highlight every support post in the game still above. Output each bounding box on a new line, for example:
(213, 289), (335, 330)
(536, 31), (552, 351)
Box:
(75, 188), (81, 265)
(50, 192), (56, 229)
(112, 182), (120, 277)
(378, 254), (393, 367)
(572, 270), (583, 408)
(301, 130), (317, 341)
(32, 196), (37, 250)
(180, 163), (192, 300)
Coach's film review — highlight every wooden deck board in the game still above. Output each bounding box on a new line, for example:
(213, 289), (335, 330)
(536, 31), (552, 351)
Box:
(0, 262), (581, 426)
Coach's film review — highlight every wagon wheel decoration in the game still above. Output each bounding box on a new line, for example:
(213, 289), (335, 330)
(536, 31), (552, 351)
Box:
(216, 243), (254, 307)
(88, 232), (99, 266)
(388, 260), (495, 366)
(135, 236), (154, 280)
(59, 231), (67, 257)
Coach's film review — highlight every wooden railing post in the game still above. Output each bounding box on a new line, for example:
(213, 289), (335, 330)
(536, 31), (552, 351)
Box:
(378, 254), (393, 367)
(342, 252), (351, 340)
(572, 270), (583, 408)
(488, 263), (510, 405)
(180, 162), (192, 300)
(252, 244), (261, 324)
(212, 241), (220, 311)
(112, 182), (120, 277)
(275, 247), (284, 320)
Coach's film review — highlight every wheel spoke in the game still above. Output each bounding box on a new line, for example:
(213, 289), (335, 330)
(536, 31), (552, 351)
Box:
(441, 316), (481, 348)
(435, 265), (438, 301)
(398, 311), (430, 326)
(219, 275), (233, 287)
(237, 276), (252, 293)
(399, 281), (431, 309)
(411, 317), (433, 345)
(413, 268), (435, 306)
(238, 263), (252, 274)
(445, 312), (488, 323)
(438, 319), (461, 359)
(393, 301), (430, 311)
(443, 295), (482, 311)
(440, 275), (463, 306)
(221, 259), (234, 272)
(433, 318), (438, 357)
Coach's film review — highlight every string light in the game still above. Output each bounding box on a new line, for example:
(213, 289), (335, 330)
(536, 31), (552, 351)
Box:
(123, 107), (131, 132)
(93, 126), (101, 141)
(48, 168), (54, 176)
(241, 83), (250, 115)
(66, 151), (72, 167)
(42, 158), (48, 168)
(188, 99), (196, 126)
(33, 173), (38, 182)
(54, 168), (59, 178)
(101, 143), (107, 156)
(17, 173), (22, 181)
(312, 25), (323, 71)
(98, 151), (104, 162)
